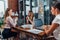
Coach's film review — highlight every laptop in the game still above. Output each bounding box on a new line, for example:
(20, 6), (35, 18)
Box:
(34, 19), (43, 30)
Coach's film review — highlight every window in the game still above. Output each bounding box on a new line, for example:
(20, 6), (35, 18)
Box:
(26, 6), (30, 15)
(0, 0), (8, 18)
(27, 0), (29, 1)
(26, 0), (30, 15)
(0, 1), (4, 17)
(31, 0), (39, 17)
(0, 0), (8, 26)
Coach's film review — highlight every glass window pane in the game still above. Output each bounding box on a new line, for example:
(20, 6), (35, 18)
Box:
(32, 2), (35, 6)
(0, 1), (4, 17)
(32, 0), (38, 7)
(26, 0), (29, 1)
(26, 0), (30, 5)
(26, 6), (30, 15)
(32, 7), (38, 13)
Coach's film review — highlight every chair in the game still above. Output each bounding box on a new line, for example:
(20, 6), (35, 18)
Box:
(34, 19), (43, 30)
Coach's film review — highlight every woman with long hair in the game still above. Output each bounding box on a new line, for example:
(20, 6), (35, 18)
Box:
(26, 11), (34, 24)
(2, 8), (18, 40)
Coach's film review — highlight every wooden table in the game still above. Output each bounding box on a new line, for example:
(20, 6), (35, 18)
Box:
(14, 27), (45, 40)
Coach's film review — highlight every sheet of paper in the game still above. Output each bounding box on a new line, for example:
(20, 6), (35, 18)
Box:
(27, 29), (43, 34)
(21, 24), (33, 28)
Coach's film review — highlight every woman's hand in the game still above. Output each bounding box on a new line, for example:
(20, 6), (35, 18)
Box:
(39, 31), (46, 36)
(26, 16), (30, 20)
(15, 17), (18, 22)
(43, 25), (49, 31)
(26, 16), (28, 20)
(26, 16), (29, 24)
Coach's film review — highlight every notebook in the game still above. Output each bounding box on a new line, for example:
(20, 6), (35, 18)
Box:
(27, 29), (43, 34)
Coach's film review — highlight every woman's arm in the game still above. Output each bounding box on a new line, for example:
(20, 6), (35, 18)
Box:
(28, 19), (33, 24)
(8, 17), (17, 27)
(43, 25), (51, 31)
(45, 23), (59, 35)
(26, 16), (33, 24)
(39, 24), (59, 36)
(26, 16), (29, 24)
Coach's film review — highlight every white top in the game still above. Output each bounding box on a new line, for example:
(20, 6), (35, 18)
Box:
(52, 14), (60, 40)
(4, 16), (17, 28)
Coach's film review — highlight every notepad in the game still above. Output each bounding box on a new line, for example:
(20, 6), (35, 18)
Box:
(27, 29), (43, 34)
(21, 24), (33, 28)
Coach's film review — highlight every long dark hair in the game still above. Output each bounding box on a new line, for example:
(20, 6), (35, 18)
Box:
(53, 2), (60, 10)
(4, 8), (11, 20)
